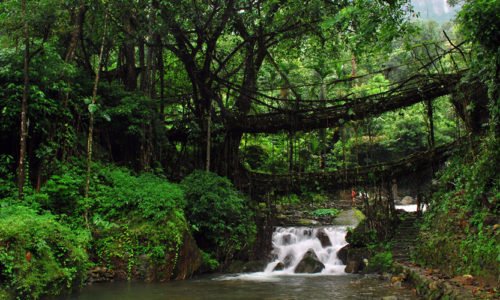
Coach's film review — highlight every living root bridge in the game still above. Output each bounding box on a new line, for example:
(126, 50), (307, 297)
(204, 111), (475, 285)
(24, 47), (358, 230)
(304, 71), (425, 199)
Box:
(247, 141), (459, 195)
(231, 73), (462, 134)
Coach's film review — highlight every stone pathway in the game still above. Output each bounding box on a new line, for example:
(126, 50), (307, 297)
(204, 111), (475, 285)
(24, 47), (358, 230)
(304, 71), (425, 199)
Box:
(391, 212), (420, 262)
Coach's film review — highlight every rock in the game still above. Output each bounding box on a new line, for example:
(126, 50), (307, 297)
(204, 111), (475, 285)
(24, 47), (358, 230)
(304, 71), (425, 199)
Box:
(242, 260), (267, 272)
(294, 249), (325, 273)
(337, 245), (349, 264)
(391, 275), (403, 284)
(273, 261), (285, 271)
(461, 274), (474, 285)
(316, 229), (332, 247)
(282, 233), (293, 245)
(337, 244), (371, 273)
(173, 230), (203, 280)
(283, 254), (294, 268)
(382, 296), (398, 300)
(400, 196), (415, 205)
(87, 266), (115, 284)
(225, 260), (246, 273)
(136, 254), (155, 282)
(379, 272), (391, 281)
(345, 260), (360, 273)
(297, 219), (319, 226)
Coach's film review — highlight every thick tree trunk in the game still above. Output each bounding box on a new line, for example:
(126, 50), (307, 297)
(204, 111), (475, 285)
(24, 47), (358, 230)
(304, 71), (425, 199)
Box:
(18, 0), (29, 199)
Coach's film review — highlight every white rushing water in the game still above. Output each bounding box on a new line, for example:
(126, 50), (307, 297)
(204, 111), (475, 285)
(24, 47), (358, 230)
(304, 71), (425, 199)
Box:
(263, 226), (348, 275)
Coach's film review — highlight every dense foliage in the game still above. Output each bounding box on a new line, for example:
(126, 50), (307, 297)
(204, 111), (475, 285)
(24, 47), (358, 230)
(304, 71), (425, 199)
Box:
(181, 171), (256, 265)
(0, 0), (498, 298)
(0, 206), (89, 299)
(416, 136), (499, 281)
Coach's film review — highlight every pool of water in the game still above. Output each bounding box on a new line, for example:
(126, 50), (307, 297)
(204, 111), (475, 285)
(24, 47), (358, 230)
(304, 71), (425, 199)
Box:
(56, 274), (419, 300)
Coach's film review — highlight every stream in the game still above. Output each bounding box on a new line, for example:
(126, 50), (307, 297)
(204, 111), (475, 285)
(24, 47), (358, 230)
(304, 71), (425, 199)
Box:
(56, 274), (418, 300)
(57, 208), (419, 299)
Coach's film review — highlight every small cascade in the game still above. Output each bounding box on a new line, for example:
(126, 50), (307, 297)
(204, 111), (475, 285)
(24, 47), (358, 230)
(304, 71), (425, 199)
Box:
(264, 226), (348, 275)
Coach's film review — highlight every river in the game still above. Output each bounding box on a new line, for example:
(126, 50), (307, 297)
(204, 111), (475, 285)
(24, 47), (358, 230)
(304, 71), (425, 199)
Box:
(56, 274), (418, 300)
(57, 218), (418, 299)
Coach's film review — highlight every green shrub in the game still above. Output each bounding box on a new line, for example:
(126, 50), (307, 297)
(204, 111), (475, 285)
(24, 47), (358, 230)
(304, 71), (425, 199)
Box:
(89, 166), (187, 275)
(346, 219), (378, 247)
(366, 251), (393, 273)
(0, 205), (90, 299)
(181, 171), (256, 264)
(200, 251), (220, 272)
(91, 166), (185, 224)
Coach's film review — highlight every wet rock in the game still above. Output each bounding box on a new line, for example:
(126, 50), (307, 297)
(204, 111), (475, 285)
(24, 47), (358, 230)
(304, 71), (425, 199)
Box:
(173, 230), (203, 280)
(337, 245), (349, 264)
(242, 260), (267, 273)
(294, 249), (325, 273)
(342, 246), (371, 274)
(282, 233), (293, 245)
(273, 261), (285, 271)
(303, 229), (313, 236)
(316, 229), (332, 248)
(345, 260), (360, 273)
(283, 254), (294, 268)
(136, 254), (155, 282)
(87, 266), (115, 284)
(400, 196), (415, 205)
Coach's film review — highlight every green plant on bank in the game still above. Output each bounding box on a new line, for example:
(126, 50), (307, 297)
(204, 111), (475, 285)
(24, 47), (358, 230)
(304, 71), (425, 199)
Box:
(415, 136), (499, 281)
(200, 251), (220, 272)
(181, 171), (256, 266)
(310, 208), (340, 218)
(366, 251), (393, 273)
(0, 206), (90, 300)
(0, 161), (191, 297)
(88, 165), (187, 276)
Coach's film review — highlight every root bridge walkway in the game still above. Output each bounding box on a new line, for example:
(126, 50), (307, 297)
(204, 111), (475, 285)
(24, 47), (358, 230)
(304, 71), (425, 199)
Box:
(246, 141), (459, 195)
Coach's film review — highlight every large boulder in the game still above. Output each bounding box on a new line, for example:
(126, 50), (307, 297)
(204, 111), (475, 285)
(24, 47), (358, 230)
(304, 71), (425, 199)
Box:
(294, 249), (325, 273)
(337, 244), (371, 274)
(345, 248), (371, 273)
(316, 229), (332, 247)
(173, 230), (203, 280)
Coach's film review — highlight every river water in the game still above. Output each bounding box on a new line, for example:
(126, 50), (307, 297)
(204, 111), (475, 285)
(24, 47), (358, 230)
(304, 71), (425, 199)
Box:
(57, 210), (419, 299)
(57, 274), (418, 300)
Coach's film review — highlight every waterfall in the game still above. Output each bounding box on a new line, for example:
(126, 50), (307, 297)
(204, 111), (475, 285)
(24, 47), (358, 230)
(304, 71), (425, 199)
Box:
(263, 226), (348, 275)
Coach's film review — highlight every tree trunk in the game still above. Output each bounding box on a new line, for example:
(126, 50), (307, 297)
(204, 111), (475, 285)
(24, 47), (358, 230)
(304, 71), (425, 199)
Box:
(18, 0), (29, 199)
(426, 99), (435, 149)
(206, 106), (211, 172)
(85, 13), (107, 199)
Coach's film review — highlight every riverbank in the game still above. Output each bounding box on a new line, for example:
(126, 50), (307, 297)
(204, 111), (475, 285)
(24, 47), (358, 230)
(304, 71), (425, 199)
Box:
(390, 262), (498, 299)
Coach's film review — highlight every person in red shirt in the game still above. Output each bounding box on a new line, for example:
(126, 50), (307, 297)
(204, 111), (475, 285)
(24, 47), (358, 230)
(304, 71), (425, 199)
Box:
(351, 188), (357, 207)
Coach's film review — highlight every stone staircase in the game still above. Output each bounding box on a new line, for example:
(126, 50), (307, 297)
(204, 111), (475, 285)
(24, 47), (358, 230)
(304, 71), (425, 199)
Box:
(391, 212), (420, 262)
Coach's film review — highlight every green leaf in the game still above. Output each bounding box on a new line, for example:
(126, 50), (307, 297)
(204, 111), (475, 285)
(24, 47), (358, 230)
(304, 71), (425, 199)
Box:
(88, 103), (98, 114)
